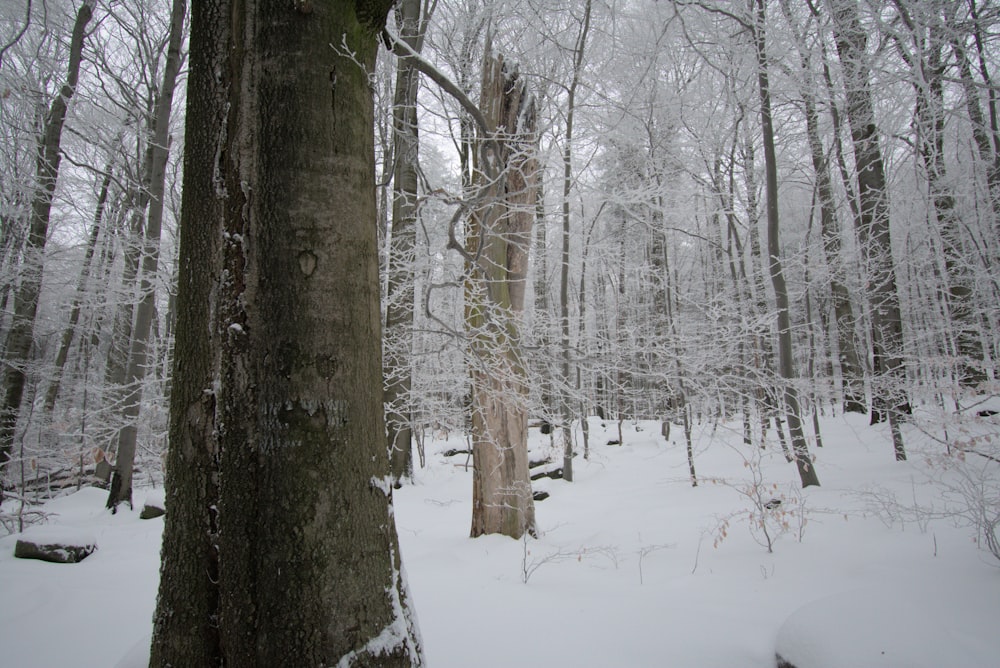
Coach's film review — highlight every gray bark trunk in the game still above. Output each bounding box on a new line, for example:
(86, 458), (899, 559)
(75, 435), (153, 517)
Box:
(385, 0), (424, 485)
(754, 0), (819, 487)
(106, 0), (185, 511)
(828, 0), (909, 460)
(154, 1), (423, 665)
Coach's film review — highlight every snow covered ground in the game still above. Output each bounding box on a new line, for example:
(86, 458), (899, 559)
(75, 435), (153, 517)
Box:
(1, 411), (998, 667)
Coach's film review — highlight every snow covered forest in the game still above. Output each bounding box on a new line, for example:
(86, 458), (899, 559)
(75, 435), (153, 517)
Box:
(1, 0), (1000, 665)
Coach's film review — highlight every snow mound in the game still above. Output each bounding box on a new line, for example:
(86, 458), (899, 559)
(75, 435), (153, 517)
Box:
(141, 489), (165, 509)
(774, 581), (999, 668)
(15, 524), (97, 549)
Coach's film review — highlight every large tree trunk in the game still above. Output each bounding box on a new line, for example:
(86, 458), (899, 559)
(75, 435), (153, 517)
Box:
(468, 50), (538, 539)
(828, 0), (909, 460)
(152, 1), (423, 664)
(754, 0), (819, 487)
(148, 0), (226, 661)
(0, 2), (93, 488)
(385, 0), (425, 485)
(106, 0), (185, 511)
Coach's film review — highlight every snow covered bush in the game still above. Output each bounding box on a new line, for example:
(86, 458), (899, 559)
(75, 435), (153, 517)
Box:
(863, 402), (1000, 565)
(708, 445), (809, 553)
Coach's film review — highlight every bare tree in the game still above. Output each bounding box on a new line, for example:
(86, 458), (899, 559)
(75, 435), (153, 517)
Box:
(106, 0), (185, 511)
(779, 0), (867, 414)
(1, 0), (93, 490)
(888, 0), (987, 388)
(752, 0), (819, 487)
(557, 0), (592, 483)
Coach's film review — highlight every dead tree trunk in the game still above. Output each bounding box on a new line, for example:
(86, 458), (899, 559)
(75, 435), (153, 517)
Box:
(467, 49), (539, 539)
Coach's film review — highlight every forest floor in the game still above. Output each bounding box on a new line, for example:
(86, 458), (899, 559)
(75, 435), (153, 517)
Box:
(1, 406), (999, 667)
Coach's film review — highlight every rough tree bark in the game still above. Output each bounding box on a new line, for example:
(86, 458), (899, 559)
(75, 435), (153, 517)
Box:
(151, 1), (423, 664)
(148, 0), (225, 660)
